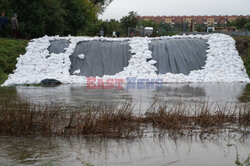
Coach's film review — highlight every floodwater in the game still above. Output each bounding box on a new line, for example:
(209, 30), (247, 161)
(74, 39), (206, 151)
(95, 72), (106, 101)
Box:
(0, 83), (249, 113)
(0, 83), (249, 166)
(0, 135), (249, 166)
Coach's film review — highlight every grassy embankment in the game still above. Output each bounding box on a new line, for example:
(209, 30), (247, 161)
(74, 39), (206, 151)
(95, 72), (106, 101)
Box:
(0, 38), (28, 84)
(0, 36), (249, 85)
(234, 36), (250, 77)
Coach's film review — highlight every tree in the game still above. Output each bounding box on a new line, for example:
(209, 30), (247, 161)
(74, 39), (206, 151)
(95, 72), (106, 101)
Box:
(106, 19), (121, 36)
(195, 24), (206, 32)
(120, 11), (139, 33)
(235, 18), (247, 30)
(227, 20), (236, 27)
(85, 19), (123, 37)
(0, 0), (68, 38)
(174, 22), (187, 32)
(91, 0), (113, 14)
(247, 22), (250, 31)
(158, 22), (171, 35)
(0, 0), (98, 38)
(63, 0), (97, 36)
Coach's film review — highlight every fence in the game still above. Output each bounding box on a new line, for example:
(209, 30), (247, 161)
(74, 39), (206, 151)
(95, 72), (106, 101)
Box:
(179, 31), (250, 37)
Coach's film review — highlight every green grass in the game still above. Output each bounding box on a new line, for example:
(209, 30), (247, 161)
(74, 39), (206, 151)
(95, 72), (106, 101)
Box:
(234, 36), (250, 77)
(0, 38), (28, 84)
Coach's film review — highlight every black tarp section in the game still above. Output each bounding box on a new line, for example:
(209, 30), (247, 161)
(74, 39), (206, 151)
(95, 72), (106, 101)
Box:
(69, 41), (131, 77)
(41, 79), (62, 85)
(48, 40), (69, 54)
(149, 38), (208, 75)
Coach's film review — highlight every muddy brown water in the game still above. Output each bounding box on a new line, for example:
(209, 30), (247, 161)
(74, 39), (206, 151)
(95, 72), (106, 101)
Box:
(0, 83), (249, 166)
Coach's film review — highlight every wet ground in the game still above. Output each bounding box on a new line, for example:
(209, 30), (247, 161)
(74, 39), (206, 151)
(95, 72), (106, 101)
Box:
(0, 83), (249, 166)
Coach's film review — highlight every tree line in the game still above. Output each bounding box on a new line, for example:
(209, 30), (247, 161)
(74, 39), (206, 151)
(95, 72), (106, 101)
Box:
(0, 0), (112, 38)
(0, 0), (249, 39)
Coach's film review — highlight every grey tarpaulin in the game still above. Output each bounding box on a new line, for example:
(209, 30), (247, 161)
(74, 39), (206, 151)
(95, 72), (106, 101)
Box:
(48, 40), (69, 54)
(48, 38), (208, 77)
(149, 38), (208, 75)
(69, 41), (131, 77)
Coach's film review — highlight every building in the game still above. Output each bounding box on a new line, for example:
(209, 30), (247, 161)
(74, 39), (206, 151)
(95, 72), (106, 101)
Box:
(138, 15), (250, 27)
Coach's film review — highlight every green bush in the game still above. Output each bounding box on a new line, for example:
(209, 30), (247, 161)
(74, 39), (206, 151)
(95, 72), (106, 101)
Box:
(0, 38), (28, 84)
(234, 36), (250, 77)
(0, 69), (8, 84)
(0, 0), (98, 38)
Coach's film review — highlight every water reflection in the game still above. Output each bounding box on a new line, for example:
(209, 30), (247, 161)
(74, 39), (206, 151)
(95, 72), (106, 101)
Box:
(0, 135), (249, 166)
(0, 83), (248, 111)
(239, 83), (250, 102)
(0, 83), (249, 112)
(0, 83), (249, 165)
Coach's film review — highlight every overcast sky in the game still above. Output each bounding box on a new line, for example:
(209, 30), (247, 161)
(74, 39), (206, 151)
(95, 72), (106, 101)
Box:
(99, 0), (250, 20)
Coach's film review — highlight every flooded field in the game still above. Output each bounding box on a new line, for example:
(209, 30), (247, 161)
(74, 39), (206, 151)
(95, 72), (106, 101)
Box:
(0, 83), (249, 113)
(0, 83), (249, 166)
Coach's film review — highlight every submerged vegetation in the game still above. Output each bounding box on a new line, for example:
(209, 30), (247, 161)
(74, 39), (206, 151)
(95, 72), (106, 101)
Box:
(0, 38), (28, 84)
(227, 144), (250, 166)
(0, 99), (249, 139)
